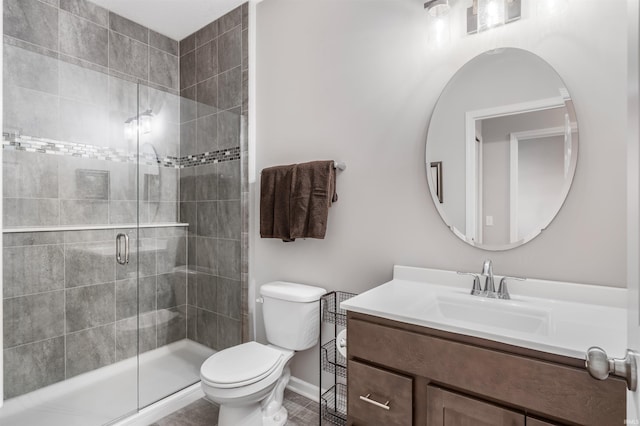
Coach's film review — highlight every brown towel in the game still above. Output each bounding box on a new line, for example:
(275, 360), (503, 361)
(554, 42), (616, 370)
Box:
(260, 160), (338, 241)
(290, 160), (337, 240)
(260, 164), (295, 241)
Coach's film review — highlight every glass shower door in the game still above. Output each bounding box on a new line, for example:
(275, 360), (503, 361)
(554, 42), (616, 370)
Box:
(0, 44), (142, 425)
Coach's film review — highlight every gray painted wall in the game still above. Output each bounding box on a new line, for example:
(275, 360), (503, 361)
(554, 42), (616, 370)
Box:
(253, 0), (627, 386)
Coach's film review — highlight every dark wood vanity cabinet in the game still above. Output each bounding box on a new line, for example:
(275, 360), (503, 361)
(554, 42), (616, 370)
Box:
(346, 312), (625, 426)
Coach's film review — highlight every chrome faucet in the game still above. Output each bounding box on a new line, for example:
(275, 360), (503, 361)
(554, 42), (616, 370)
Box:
(481, 259), (495, 297)
(497, 276), (525, 300)
(457, 272), (483, 296)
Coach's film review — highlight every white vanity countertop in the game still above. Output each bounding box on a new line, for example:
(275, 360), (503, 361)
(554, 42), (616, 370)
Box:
(341, 266), (627, 360)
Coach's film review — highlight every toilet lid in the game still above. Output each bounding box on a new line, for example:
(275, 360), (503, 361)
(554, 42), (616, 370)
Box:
(201, 342), (283, 388)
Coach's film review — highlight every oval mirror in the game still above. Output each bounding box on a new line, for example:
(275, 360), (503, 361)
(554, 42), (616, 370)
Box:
(426, 48), (578, 250)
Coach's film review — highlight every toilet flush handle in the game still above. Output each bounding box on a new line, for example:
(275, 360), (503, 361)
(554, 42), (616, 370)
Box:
(256, 297), (264, 304)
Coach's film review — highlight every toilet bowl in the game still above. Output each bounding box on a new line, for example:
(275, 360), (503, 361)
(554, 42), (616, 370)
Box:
(200, 281), (326, 426)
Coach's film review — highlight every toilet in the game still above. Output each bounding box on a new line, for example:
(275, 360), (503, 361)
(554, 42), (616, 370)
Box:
(200, 281), (326, 426)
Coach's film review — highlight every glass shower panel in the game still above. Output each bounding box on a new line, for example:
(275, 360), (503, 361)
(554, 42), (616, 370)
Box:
(0, 44), (140, 425)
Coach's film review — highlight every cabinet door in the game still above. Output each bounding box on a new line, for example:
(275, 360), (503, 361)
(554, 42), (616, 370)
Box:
(427, 386), (524, 426)
(348, 360), (413, 425)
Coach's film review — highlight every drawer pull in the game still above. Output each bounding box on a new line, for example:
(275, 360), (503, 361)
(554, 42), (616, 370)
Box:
(359, 394), (390, 410)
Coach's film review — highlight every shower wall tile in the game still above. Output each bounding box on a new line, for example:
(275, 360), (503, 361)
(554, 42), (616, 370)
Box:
(60, 200), (109, 225)
(180, 5), (247, 346)
(65, 282), (115, 332)
(3, 291), (64, 348)
(66, 324), (116, 378)
(187, 306), (197, 340)
(218, 27), (241, 73)
(3, 336), (65, 399)
(109, 200), (137, 224)
(180, 86), (198, 123)
(59, 60), (109, 105)
(196, 201), (218, 237)
(196, 40), (218, 83)
(116, 312), (156, 360)
(58, 98), (109, 146)
(196, 163), (219, 201)
(157, 237), (187, 274)
(59, 0), (108, 27)
(157, 305), (186, 345)
(148, 201), (179, 223)
(149, 48), (179, 90)
(196, 77), (218, 117)
(3, 150), (59, 199)
(150, 30), (179, 56)
(59, 11), (108, 67)
(217, 200), (241, 239)
(180, 33), (196, 56)
(195, 237), (217, 274)
(180, 121), (198, 160)
(4, 85), (60, 140)
(4, 0), (58, 51)
(216, 277), (241, 320)
(157, 272), (187, 309)
(218, 108), (241, 150)
(195, 21), (218, 48)
(219, 7), (241, 34)
(109, 31), (149, 80)
(242, 29), (248, 71)
(195, 308), (217, 348)
(3, 231), (64, 247)
(3, 245), (64, 297)
(196, 273), (216, 311)
(63, 229), (113, 243)
(197, 113), (218, 153)
(181, 51), (196, 90)
(216, 239), (241, 280)
(3, 198), (60, 227)
(242, 3), (248, 30)
(109, 12), (148, 44)
(242, 69), (249, 114)
(217, 315), (241, 350)
(115, 276), (155, 320)
(218, 159), (241, 200)
(218, 67), (242, 110)
(64, 242), (114, 286)
(4, 43), (59, 95)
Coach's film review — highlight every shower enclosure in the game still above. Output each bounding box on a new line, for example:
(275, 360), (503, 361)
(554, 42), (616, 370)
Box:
(0, 2), (246, 424)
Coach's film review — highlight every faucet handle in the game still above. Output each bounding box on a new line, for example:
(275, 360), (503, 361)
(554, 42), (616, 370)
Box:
(457, 272), (483, 296)
(497, 276), (526, 300)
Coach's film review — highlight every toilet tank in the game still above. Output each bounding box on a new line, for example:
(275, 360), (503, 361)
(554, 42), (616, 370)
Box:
(260, 281), (326, 351)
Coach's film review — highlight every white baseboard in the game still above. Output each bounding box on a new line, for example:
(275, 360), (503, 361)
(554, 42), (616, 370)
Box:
(111, 382), (204, 426)
(286, 376), (325, 403)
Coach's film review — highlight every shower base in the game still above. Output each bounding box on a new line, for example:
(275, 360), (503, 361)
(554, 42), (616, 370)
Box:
(0, 339), (214, 426)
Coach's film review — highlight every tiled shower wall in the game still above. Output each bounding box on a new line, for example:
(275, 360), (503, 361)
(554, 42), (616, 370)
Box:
(2, 0), (188, 400)
(178, 4), (248, 350)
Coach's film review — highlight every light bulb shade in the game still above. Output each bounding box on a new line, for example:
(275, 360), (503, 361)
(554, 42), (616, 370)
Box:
(478, 0), (506, 31)
(425, 0), (450, 18)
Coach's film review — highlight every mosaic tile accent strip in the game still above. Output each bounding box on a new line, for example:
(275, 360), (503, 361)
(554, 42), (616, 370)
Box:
(2, 133), (240, 168)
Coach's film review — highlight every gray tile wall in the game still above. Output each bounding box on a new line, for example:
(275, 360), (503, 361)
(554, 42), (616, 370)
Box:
(2, 226), (188, 399)
(179, 4), (248, 351)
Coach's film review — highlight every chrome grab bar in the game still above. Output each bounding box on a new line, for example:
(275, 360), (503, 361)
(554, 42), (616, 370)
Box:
(359, 394), (390, 411)
(115, 233), (130, 265)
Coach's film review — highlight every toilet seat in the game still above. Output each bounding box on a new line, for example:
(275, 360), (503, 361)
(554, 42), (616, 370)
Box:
(201, 342), (285, 389)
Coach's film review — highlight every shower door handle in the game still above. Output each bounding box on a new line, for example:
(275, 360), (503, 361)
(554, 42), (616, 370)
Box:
(116, 233), (130, 265)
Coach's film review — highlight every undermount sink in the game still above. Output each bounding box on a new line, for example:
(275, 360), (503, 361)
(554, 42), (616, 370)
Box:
(340, 265), (627, 359)
(428, 294), (550, 336)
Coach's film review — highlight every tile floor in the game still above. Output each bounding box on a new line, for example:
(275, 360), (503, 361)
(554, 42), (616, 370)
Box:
(150, 389), (320, 425)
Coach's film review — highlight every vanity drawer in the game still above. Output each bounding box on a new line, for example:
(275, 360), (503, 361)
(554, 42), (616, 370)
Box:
(347, 360), (413, 426)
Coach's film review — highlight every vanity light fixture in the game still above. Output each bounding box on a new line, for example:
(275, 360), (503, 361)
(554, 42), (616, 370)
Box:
(425, 0), (451, 17)
(467, 0), (521, 34)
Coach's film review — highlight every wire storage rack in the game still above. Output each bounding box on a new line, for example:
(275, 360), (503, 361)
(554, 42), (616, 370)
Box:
(319, 291), (356, 425)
